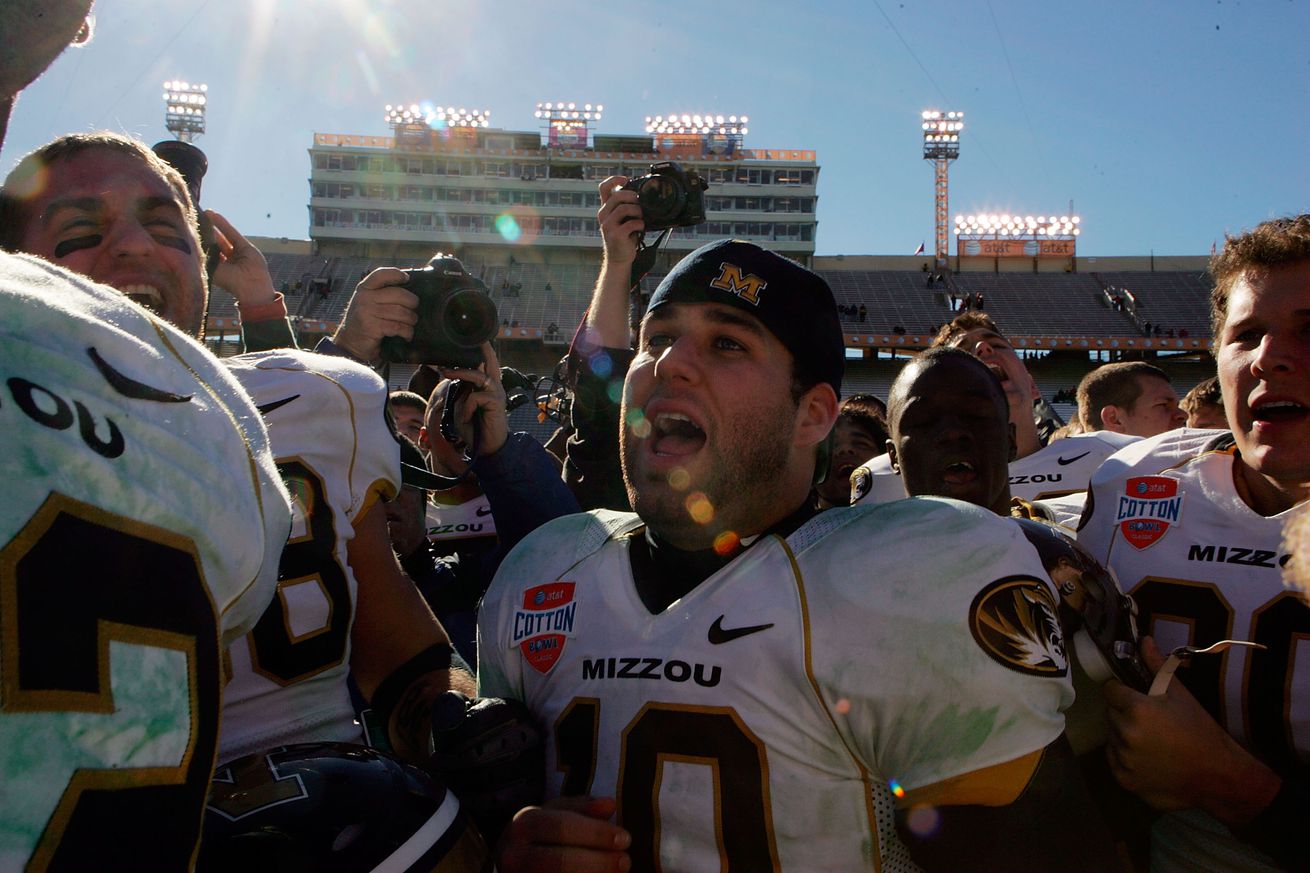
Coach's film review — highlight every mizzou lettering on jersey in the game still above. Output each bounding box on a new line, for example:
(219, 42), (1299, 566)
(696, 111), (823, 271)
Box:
(3, 373), (127, 459)
(581, 656), (722, 687)
(428, 522), (488, 536)
(709, 262), (767, 305)
(1186, 544), (1292, 569)
(1009, 473), (1064, 486)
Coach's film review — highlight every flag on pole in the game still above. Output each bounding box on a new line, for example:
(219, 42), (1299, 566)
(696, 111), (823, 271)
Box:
(913, 241), (926, 255)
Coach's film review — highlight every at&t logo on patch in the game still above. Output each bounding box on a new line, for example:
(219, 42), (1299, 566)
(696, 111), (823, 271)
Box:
(512, 581), (578, 674)
(1115, 476), (1183, 550)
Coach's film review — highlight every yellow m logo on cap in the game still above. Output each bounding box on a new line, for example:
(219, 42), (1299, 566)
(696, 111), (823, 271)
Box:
(709, 262), (767, 306)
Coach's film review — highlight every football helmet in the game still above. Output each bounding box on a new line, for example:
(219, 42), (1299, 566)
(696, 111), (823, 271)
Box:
(1014, 518), (1153, 691)
(198, 743), (491, 873)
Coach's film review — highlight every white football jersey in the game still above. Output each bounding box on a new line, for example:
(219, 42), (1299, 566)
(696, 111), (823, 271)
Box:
(1077, 429), (1305, 873)
(479, 498), (1072, 872)
(0, 253), (290, 872)
(425, 488), (497, 548)
(851, 430), (1138, 506)
(219, 350), (400, 762)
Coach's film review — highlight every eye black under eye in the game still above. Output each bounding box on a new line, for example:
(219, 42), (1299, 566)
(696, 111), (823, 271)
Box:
(54, 235), (103, 257)
(156, 234), (193, 255)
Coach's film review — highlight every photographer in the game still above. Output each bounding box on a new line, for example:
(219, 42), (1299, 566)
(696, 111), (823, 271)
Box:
(561, 175), (645, 511)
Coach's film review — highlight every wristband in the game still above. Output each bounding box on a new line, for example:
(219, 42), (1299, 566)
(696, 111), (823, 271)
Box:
(369, 643), (468, 727)
(235, 291), (288, 322)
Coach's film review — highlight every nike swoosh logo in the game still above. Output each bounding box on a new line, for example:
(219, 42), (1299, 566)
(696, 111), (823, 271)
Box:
(708, 615), (774, 645)
(476, 506), (493, 517)
(256, 394), (301, 416)
(1056, 451), (1091, 466)
(88, 347), (192, 403)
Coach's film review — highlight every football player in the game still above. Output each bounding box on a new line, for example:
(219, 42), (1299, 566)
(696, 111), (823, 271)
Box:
(851, 312), (1138, 522)
(1079, 215), (1310, 872)
(0, 133), (496, 800)
(0, 5), (292, 867)
(1075, 361), (1187, 438)
(479, 240), (1118, 872)
(814, 393), (889, 509)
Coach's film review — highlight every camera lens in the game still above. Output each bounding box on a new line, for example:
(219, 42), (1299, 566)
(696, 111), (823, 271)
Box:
(637, 175), (685, 227)
(441, 288), (498, 346)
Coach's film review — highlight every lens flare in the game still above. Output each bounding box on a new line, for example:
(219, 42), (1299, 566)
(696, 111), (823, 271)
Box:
(888, 779), (905, 798)
(668, 468), (691, 491)
(494, 213), (521, 243)
(685, 492), (714, 525)
(627, 409), (651, 439)
(906, 805), (941, 837)
(713, 530), (740, 556)
(834, 697), (852, 715)
(589, 351), (613, 379)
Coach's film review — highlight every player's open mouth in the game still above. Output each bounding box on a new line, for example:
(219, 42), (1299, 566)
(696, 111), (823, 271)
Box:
(1251, 399), (1308, 425)
(943, 459), (977, 485)
(120, 284), (164, 314)
(984, 362), (1009, 384)
(651, 412), (706, 457)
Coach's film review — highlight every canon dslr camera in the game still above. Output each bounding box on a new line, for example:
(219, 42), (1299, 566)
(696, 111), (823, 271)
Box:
(622, 161), (708, 230)
(379, 254), (498, 368)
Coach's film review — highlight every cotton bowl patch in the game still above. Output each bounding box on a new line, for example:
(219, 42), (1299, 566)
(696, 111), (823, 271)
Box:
(512, 582), (577, 674)
(1115, 476), (1182, 550)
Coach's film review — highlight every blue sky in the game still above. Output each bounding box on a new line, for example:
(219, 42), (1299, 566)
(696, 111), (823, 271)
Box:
(5, 0), (1307, 257)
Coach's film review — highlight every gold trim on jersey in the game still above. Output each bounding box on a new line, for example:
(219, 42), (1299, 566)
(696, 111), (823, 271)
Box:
(149, 321), (272, 622)
(554, 696), (600, 795)
(776, 535), (883, 870)
(616, 701), (779, 873)
(275, 576), (336, 644)
(1246, 592), (1307, 748)
(1128, 575), (1237, 734)
(899, 748), (1043, 807)
(356, 477), (398, 529)
(1, 493), (215, 873)
(652, 751), (723, 872)
(2, 494), (214, 718)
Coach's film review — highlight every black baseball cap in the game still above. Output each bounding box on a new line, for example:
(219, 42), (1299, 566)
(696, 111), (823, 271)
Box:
(646, 239), (844, 396)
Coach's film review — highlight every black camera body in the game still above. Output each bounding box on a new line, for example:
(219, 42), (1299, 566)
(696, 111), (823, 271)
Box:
(622, 162), (708, 230)
(379, 255), (498, 368)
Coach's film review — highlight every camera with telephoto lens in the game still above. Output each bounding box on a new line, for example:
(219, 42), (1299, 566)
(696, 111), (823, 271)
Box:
(379, 254), (498, 368)
(622, 161), (708, 230)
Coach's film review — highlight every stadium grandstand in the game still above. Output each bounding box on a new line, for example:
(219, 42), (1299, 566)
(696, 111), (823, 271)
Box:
(205, 101), (1219, 442)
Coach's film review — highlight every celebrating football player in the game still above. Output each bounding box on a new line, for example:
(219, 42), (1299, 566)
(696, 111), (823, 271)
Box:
(0, 4), (293, 868)
(0, 123), (560, 850)
(1079, 215), (1310, 872)
(852, 311), (1139, 522)
(479, 239), (1119, 871)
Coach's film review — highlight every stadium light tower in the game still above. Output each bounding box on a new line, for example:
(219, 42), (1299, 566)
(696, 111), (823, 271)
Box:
(163, 80), (207, 143)
(646, 112), (748, 156)
(922, 110), (963, 270)
(536, 101), (602, 149)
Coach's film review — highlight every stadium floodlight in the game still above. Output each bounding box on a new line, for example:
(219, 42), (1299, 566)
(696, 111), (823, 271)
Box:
(954, 212), (1082, 240)
(922, 109), (963, 269)
(385, 103), (491, 129)
(162, 80), (207, 142)
(537, 101), (603, 149)
(535, 101), (603, 122)
(645, 113), (748, 136)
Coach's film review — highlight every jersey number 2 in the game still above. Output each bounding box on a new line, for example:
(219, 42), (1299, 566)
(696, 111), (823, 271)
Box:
(1, 495), (220, 872)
